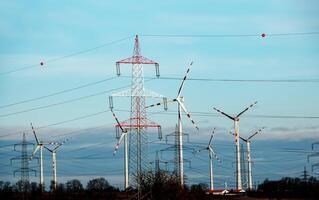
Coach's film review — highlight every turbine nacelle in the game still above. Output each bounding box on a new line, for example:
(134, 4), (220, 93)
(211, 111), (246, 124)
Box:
(146, 62), (199, 131)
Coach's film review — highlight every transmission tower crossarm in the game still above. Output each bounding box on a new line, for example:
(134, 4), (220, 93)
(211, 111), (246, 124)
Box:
(115, 35), (160, 78)
(116, 55), (159, 65)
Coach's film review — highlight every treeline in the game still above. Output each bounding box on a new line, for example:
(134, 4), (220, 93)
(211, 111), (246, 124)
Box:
(251, 176), (319, 199)
(0, 177), (120, 199)
(1, 172), (319, 199)
(0, 171), (210, 200)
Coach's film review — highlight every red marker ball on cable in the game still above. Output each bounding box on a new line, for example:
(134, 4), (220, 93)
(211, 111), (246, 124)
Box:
(261, 33), (266, 38)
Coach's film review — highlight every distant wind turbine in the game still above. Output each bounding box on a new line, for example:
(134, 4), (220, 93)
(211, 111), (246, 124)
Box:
(30, 123), (58, 191)
(147, 62), (199, 186)
(193, 128), (220, 190)
(213, 101), (257, 190)
(44, 138), (68, 190)
(230, 127), (264, 190)
(110, 110), (129, 189)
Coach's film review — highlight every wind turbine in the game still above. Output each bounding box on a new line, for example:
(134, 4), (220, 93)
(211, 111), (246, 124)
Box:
(110, 110), (130, 189)
(147, 62), (199, 186)
(230, 127), (264, 191)
(193, 128), (220, 190)
(213, 101), (257, 190)
(29, 123), (46, 190)
(44, 139), (68, 190)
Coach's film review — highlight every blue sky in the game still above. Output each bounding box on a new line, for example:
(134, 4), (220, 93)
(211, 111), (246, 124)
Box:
(1, 0), (319, 189)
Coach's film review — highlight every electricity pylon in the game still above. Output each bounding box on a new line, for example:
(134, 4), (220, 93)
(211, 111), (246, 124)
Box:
(109, 35), (163, 193)
(10, 133), (36, 192)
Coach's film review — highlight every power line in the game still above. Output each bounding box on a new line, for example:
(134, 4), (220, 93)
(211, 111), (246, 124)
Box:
(0, 110), (111, 138)
(2, 31), (319, 76)
(0, 78), (156, 118)
(141, 32), (319, 38)
(1, 75), (316, 111)
(0, 35), (134, 76)
(122, 76), (319, 83)
(0, 76), (117, 109)
(0, 108), (317, 140)
(156, 76), (319, 83)
(117, 109), (319, 119)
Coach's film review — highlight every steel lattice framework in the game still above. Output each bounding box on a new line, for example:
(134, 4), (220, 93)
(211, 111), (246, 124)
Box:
(110, 35), (163, 190)
(10, 133), (36, 192)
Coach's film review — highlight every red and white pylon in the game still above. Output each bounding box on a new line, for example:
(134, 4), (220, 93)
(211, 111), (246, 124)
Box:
(109, 35), (163, 192)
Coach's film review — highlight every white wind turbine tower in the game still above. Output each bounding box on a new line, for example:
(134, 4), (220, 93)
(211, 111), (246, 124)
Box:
(44, 139), (68, 190)
(193, 128), (220, 190)
(230, 127), (264, 191)
(111, 110), (130, 189)
(147, 62), (199, 186)
(213, 101), (257, 190)
(29, 123), (46, 190)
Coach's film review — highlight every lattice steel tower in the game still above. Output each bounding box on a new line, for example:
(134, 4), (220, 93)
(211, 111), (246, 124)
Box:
(11, 133), (36, 192)
(110, 35), (163, 190)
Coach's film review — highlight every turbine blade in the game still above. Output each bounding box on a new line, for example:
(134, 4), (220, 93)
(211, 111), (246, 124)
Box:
(209, 146), (220, 162)
(193, 148), (206, 155)
(60, 138), (69, 145)
(48, 141), (60, 145)
(208, 128), (216, 146)
(177, 99), (199, 130)
(229, 131), (247, 142)
(113, 132), (128, 155)
(111, 110), (125, 133)
(146, 98), (177, 109)
(30, 145), (40, 160)
(209, 151), (212, 159)
(247, 127), (265, 140)
(53, 139), (68, 151)
(213, 107), (235, 120)
(177, 62), (193, 97)
(44, 146), (53, 153)
(236, 101), (258, 118)
(30, 123), (39, 144)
